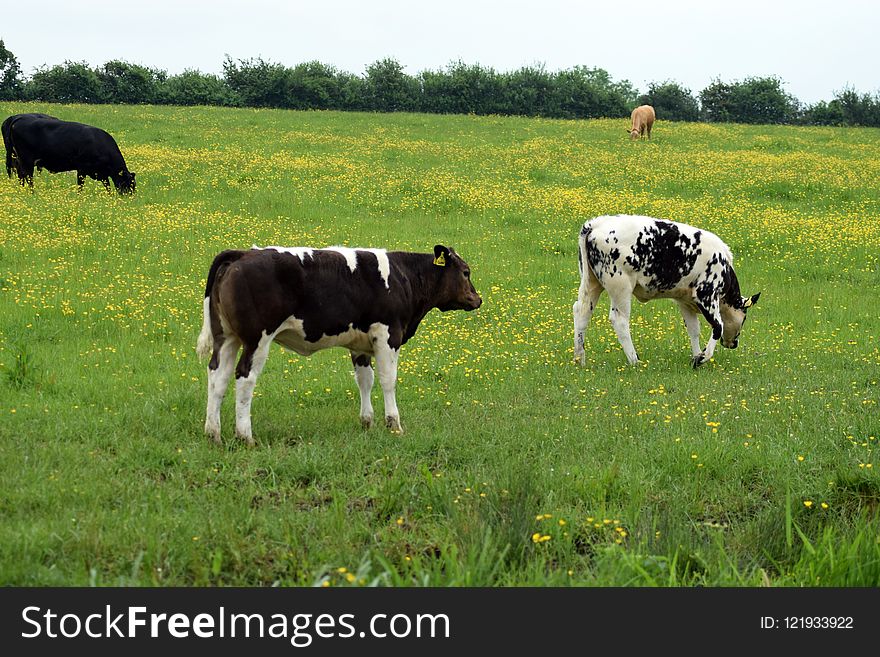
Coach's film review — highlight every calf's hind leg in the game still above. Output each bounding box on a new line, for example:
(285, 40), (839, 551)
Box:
(233, 334), (274, 446)
(205, 337), (240, 444)
(573, 267), (603, 365)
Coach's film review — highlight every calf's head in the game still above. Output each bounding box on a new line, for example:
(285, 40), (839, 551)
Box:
(720, 293), (760, 349)
(432, 244), (482, 311)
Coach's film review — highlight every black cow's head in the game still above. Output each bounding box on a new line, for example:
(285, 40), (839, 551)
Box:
(433, 244), (482, 312)
(117, 170), (136, 194)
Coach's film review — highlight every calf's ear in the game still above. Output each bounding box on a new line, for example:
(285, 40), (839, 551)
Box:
(433, 244), (450, 267)
(743, 292), (761, 308)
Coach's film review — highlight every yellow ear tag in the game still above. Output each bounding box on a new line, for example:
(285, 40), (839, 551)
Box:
(743, 298), (753, 308)
(433, 253), (446, 266)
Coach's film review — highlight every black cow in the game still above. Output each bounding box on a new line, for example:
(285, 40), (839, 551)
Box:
(196, 244), (482, 445)
(7, 117), (135, 193)
(2, 113), (58, 178)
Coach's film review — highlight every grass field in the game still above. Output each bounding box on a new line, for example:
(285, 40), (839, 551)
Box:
(1, 102), (878, 586)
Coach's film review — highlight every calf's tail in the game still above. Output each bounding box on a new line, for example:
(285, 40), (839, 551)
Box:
(576, 223), (590, 281)
(196, 249), (246, 359)
(573, 223), (595, 364)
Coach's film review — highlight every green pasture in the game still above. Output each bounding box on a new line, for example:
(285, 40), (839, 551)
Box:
(0, 103), (878, 585)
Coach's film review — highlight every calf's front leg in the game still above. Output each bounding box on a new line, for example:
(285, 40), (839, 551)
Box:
(351, 352), (375, 428)
(694, 296), (723, 368)
(677, 302), (703, 360)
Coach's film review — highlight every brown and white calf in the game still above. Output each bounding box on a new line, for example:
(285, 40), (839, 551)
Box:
(573, 215), (759, 368)
(196, 244), (482, 445)
(629, 105), (655, 140)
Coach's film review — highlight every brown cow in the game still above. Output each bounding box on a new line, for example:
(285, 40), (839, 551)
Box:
(629, 105), (655, 140)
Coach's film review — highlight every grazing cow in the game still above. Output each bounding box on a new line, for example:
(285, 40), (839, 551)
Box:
(629, 105), (655, 140)
(573, 215), (759, 368)
(196, 244), (482, 445)
(2, 113), (58, 178)
(7, 116), (136, 193)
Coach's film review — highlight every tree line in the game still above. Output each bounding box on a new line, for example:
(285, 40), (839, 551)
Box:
(1, 40), (878, 127)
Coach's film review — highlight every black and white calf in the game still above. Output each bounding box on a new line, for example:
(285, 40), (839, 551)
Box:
(573, 215), (759, 368)
(196, 244), (481, 445)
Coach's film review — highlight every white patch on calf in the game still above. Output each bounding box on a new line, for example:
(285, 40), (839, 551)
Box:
(255, 245), (391, 289)
(326, 246), (359, 273)
(272, 315), (373, 356)
(257, 245), (314, 263)
(363, 248), (391, 289)
(326, 246), (391, 289)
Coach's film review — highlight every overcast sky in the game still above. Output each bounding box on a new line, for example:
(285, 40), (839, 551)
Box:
(3, 0), (877, 104)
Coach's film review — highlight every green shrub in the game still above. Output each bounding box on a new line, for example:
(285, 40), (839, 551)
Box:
(701, 76), (799, 124)
(639, 81), (700, 122)
(27, 61), (104, 103)
(161, 69), (236, 107)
